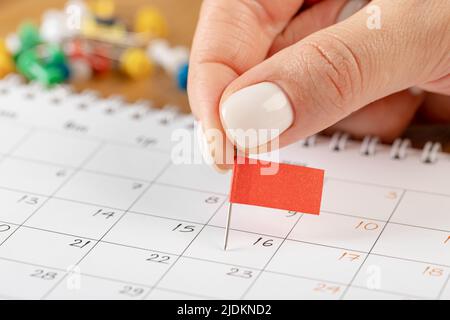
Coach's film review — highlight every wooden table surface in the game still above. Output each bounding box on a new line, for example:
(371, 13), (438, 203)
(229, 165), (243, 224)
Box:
(1, 0), (448, 152)
(0, 0), (202, 112)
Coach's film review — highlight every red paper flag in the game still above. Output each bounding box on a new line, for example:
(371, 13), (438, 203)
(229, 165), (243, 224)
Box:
(230, 157), (324, 214)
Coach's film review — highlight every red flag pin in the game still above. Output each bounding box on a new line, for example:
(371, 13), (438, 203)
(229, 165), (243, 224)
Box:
(224, 156), (325, 250)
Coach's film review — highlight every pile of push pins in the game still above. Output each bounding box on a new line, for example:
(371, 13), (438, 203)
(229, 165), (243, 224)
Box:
(0, 0), (190, 90)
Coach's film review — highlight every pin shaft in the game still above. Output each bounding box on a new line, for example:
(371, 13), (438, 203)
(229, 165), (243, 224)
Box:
(223, 202), (233, 250)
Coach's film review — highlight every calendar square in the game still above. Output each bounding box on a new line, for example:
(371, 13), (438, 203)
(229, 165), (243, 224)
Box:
(322, 180), (402, 221)
(56, 172), (149, 209)
(209, 204), (300, 238)
(391, 191), (450, 231)
(0, 228), (96, 269)
(47, 274), (150, 300)
(157, 163), (231, 194)
(184, 226), (282, 269)
(25, 199), (124, 239)
(0, 189), (47, 224)
(289, 213), (384, 252)
(158, 257), (258, 299)
(244, 272), (344, 300)
(372, 223), (450, 266)
(12, 131), (100, 167)
(84, 144), (170, 181)
(266, 240), (365, 283)
(0, 123), (30, 155)
(103, 213), (201, 254)
(0, 259), (63, 299)
(352, 255), (448, 298)
(0, 223), (18, 244)
(0, 158), (72, 195)
(79, 242), (174, 286)
(132, 184), (225, 224)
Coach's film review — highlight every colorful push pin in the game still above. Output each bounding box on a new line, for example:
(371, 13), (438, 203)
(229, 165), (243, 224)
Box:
(88, 52), (111, 75)
(40, 10), (70, 44)
(120, 47), (153, 79)
(5, 33), (21, 55)
(18, 22), (41, 52)
(92, 0), (117, 26)
(69, 57), (93, 82)
(147, 40), (189, 89)
(16, 44), (69, 86)
(134, 6), (168, 39)
(0, 41), (15, 78)
(224, 156), (325, 250)
(176, 62), (188, 91)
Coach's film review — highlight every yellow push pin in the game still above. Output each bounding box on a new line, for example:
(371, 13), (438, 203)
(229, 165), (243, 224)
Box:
(120, 48), (153, 79)
(134, 6), (168, 39)
(0, 40), (14, 79)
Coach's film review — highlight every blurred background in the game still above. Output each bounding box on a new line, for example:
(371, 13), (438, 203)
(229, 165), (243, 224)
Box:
(0, 0), (448, 151)
(0, 0), (203, 112)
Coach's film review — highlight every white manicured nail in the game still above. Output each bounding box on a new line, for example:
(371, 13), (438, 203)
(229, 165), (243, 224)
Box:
(337, 0), (369, 22)
(220, 82), (294, 151)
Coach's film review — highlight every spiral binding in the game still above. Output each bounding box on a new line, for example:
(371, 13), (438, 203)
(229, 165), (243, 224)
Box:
(0, 75), (444, 163)
(300, 131), (444, 164)
(0, 74), (195, 129)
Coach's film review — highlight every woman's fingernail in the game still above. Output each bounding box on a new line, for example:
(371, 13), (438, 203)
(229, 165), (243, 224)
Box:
(196, 121), (230, 173)
(220, 82), (294, 151)
(337, 0), (369, 22)
(409, 86), (424, 96)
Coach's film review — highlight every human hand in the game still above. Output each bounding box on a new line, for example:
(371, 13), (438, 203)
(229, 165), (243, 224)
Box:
(188, 0), (450, 171)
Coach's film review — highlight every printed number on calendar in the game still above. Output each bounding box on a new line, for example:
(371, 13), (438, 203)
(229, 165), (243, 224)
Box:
(17, 195), (40, 205)
(0, 224), (11, 232)
(314, 283), (341, 295)
(146, 253), (171, 264)
(30, 269), (58, 280)
(119, 285), (145, 297)
(286, 211), (297, 218)
(253, 237), (274, 247)
(204, 196), (220, 204)
(423, 266), (444, 277)
(92, 209), (116, 219)
(227, 267), (253, 279)
(136, 135), (157, 147)
(69, 239), (92, 249)
(172, 223), (196, 233)
(355, 221), (379, 231)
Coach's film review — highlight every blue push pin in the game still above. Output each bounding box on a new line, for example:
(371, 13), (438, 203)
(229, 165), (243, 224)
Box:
(176, 62), (188, 91)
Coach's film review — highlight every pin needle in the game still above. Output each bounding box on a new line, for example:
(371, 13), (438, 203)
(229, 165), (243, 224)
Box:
(223, 202), (233, 250)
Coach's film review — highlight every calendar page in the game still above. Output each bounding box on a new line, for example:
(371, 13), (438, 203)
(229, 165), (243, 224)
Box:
(0, 76), (449, 300)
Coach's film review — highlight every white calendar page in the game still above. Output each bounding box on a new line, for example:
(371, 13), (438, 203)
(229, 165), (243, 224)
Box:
(0, 76), (449, 300)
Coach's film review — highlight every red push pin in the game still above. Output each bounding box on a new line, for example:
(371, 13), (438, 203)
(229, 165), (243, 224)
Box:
(224, 156), (325, 250)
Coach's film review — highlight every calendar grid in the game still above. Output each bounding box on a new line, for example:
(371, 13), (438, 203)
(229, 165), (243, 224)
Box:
(0, 142), (106, 247)
(2, 183), (450, 249)
(3, 216), (450, 272)
(240, 213), (305, 299)
(0, 85), (449, 299)
(142, 196), (229, 299)
(40, 159), (174, 299)
(340, 190), (406, 299)
(0, 250), (429, 300)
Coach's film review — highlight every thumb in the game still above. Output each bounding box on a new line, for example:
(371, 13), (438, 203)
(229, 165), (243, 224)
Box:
(219, 0), (450, 152)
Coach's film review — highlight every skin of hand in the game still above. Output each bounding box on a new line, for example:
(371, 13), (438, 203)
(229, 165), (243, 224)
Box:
(188, 0), (450, 171)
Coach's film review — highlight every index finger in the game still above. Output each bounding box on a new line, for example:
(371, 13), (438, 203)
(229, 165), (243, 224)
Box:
(188, 0), (305, 170)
